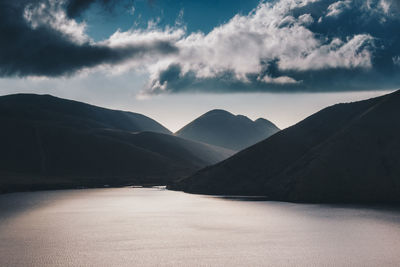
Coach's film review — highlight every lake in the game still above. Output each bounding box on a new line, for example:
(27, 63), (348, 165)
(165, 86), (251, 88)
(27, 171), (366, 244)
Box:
(1, 187), (400, 266)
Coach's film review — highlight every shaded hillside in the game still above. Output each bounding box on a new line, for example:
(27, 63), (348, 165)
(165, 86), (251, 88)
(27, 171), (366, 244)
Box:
(175, 109), (279, 151)
(171, 90), (400, 203)
(0, 94), (233, 193)
(0, 94), (171, 134)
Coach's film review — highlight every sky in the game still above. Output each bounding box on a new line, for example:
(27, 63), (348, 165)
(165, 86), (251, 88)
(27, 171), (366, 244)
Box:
(0, 0), (399, 131)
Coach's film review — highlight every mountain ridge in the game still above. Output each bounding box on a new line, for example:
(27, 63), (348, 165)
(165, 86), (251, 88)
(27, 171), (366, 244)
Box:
(0, 94), (234, 193)
(170, 90), (400, 203)
(175, 109), (280, 151)
(0, 93), (172, 134)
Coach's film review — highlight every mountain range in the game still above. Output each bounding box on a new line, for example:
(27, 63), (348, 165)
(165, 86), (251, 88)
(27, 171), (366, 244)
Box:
(0, 94), (234, 193)
(175, 109), (280, 151)
(170, 90), (400, 203)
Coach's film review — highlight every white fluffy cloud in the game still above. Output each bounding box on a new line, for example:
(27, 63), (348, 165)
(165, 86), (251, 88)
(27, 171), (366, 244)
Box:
(23, 0), (90, 44)
(19, 0), (400, 94)
(140, 0), (376, 94)
(326, 0), (352, 17)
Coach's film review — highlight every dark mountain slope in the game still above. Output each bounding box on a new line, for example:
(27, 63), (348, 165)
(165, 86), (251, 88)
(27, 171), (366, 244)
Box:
(0, 94), (233, 193)
(171, 90), (400, 203)
(104, 130), (234, 167)
(175, 109), (280, 151)
(0, 94), (171, 134)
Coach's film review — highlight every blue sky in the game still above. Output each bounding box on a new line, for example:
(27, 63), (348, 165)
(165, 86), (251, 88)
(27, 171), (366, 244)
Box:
(82, 0), (261, 40)
(0, 0), (399, 130)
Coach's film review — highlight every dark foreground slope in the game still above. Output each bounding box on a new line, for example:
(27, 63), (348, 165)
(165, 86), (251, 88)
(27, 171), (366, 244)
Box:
(171, 90), (400, 203)
(0, 94), (233, 193)
(175, 109), (279, 151)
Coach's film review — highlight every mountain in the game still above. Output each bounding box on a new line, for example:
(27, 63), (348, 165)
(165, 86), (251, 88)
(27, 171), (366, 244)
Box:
(170, 90), (400, 203)
(175, 109), (280, 151)
(0, 94), (234, 193)
(0, 94), (171, 134)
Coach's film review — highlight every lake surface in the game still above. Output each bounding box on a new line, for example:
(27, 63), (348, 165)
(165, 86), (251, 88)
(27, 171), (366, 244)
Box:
(1, 187), (400, 266)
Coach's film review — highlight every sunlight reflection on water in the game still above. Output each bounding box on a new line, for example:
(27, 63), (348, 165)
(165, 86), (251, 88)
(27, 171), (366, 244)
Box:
(1, 187), (400, 267)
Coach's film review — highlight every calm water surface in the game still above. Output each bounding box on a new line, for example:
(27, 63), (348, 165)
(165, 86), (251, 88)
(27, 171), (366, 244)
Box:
(1, 187), (400, 266)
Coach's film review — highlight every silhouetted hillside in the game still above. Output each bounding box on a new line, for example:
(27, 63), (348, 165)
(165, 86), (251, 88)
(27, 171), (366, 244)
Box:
(0, 94), (233, 193)
(175, 109), (279, 151)
(0, 94), (171, 134)
(171, 90), (400, 203)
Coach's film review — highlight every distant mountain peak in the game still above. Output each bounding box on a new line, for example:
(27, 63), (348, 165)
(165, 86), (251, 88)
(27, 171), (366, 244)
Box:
(175, 109), (280, 151)
(255, 117), (279, 129)
(0, 93), (234, 193)
(171, 90), (400, 203)
(255, 118), (268, 123)
(202, 109), (233, 117)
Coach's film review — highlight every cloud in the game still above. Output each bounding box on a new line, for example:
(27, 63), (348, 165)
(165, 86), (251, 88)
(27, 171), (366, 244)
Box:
(23, 0), (90, 43)
(0, 0), (177, 77)
(393, 56), (400, 66)
(326, 0), (351, 17)
(1, 0), (400, 94)
(140, 0), (400, 94)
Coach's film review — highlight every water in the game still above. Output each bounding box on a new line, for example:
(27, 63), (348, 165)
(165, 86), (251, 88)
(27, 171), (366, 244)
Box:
(1, 187), (400, 267)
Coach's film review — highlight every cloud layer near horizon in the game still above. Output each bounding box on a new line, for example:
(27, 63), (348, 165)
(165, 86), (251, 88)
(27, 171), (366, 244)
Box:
(1, 0), (400, 94)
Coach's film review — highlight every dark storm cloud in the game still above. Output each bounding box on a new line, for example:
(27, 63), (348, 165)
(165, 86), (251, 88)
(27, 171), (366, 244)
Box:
(0, 0), (177, 77)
